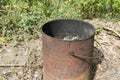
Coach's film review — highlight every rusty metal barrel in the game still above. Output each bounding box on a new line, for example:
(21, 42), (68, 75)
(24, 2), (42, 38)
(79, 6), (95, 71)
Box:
(42, 19), (95, 80)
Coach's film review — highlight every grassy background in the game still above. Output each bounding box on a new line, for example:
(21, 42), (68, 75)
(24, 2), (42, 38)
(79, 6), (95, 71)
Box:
(0, 0), (120, 42)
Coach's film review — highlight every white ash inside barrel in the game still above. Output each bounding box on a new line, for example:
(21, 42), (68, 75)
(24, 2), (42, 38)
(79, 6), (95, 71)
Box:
(55, 33), (88, 41)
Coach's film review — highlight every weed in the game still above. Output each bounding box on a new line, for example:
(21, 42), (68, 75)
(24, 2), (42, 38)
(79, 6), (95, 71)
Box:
(0, 0), (120, 41)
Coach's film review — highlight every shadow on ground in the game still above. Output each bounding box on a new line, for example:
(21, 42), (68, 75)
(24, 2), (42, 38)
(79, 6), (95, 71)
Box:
(89, 47), (104, 80)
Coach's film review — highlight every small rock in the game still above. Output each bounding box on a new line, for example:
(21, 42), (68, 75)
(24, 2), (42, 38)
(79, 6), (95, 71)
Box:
(2, 71), (13, 77)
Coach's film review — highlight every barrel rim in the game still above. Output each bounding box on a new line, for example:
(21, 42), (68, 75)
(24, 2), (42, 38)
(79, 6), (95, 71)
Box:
(41, 19), (95, 42)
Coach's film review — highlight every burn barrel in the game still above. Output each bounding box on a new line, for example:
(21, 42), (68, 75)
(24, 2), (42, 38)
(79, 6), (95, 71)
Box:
(42, 19), (95, 80)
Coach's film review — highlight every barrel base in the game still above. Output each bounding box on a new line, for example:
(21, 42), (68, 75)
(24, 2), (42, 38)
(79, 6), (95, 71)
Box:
(43, 68), (91, 80)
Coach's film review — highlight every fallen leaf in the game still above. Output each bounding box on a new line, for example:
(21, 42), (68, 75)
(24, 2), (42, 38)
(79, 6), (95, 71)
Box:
(0, 37), (5, 42)
(118, 21), (120, 25)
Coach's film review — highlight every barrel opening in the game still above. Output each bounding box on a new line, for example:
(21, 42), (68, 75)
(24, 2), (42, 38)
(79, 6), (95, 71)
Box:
(42, 19), (95, 41)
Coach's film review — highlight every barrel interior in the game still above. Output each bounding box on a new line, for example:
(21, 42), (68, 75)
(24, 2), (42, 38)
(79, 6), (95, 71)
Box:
(42, 19), (95, 40)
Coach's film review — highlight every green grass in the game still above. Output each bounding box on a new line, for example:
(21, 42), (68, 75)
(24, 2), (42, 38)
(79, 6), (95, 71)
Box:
(0, 0), (120, 42)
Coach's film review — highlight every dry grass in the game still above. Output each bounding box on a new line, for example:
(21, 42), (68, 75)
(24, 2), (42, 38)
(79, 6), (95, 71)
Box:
(0, 39), (43, 80)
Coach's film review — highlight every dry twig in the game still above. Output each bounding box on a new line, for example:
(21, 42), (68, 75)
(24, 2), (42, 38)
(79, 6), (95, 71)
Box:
(0, 64), (28, 67)
(102, 27), (120, 38)
(0, 64), (42, 67)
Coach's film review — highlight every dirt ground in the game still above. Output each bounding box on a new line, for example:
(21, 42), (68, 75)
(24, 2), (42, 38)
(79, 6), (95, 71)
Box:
(0, 19), (120, 80)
